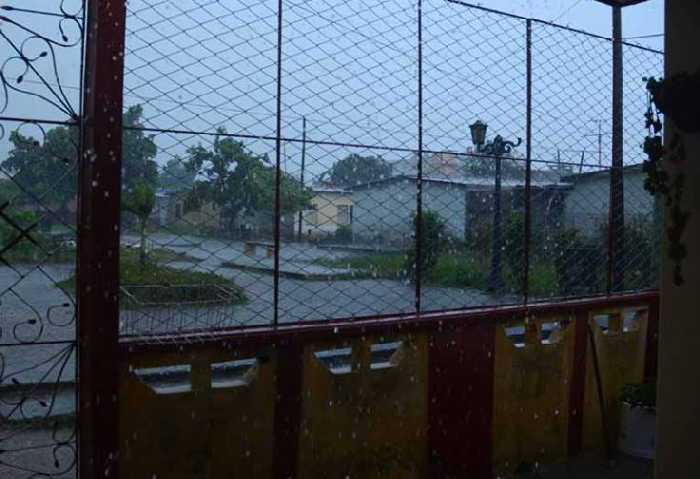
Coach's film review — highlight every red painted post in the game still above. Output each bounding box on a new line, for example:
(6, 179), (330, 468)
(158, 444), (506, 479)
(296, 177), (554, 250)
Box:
(272, 343), (304, 478)
(428, 324), (495, 478)
(567, 311), (589, 457)
(77, 0), (126, 477)
(644, 296), (660, 379)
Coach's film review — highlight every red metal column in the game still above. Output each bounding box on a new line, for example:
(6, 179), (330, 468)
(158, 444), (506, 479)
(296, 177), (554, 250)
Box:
(428, 324), (496, 478)
(567, 312), (589, 457)
(77, 0), (126, 477)
(272, 343), (304, 478)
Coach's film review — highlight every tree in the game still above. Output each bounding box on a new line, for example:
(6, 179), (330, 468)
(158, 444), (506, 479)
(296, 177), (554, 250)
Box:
(462, 151), (526, 180)
(158, 157), (196, 193)
(0, 180), (40, 261)
(0, 105), (158, 227)
(122, 180), (156, 267)
(320, 154), (392, 187)
(2, 126), (79, 224)
(122, 105), (158, 189)
(185, 129), (311, 236)
(251, 167), (313, 216)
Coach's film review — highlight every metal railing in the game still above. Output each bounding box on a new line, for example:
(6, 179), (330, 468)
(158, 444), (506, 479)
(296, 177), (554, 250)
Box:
(119, 290), (659, 477)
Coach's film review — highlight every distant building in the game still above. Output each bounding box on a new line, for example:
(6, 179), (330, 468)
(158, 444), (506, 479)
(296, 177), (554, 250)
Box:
(156, 190), (222, 231)
(351, 174), (568, 246)
(300, 186), (353, 238)
(561, 164), (657, 234)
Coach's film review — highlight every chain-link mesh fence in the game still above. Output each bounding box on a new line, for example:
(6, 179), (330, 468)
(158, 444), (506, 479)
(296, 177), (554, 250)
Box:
(111, 0), (664, 336)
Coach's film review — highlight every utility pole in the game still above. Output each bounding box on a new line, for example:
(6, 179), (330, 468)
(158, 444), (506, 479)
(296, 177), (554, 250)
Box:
(297, 116), (307, 242)
(610, 5), (625, 292)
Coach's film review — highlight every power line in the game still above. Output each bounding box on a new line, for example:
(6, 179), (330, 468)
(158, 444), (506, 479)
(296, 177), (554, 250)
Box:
(550, 0), (585, 23)
(622, 33), (664, 40)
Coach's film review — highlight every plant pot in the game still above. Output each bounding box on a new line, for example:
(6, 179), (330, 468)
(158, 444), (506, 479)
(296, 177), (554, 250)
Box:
(618, 401), (656, 459)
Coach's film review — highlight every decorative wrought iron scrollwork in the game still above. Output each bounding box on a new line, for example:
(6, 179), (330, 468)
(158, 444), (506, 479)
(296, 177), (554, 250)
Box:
(0, 1), (84, 119)
(0, 2), (81, 477)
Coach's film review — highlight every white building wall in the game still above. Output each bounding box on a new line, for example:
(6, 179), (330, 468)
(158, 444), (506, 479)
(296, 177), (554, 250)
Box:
(352, 178), (466, 244)
(563, 169), (655, 234)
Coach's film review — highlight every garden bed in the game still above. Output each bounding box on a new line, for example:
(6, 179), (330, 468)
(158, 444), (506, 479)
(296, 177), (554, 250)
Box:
(56, 248), (245, 308)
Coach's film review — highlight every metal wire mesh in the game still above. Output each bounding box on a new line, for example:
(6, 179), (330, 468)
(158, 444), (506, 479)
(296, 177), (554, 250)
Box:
(115, 0), (663, 339)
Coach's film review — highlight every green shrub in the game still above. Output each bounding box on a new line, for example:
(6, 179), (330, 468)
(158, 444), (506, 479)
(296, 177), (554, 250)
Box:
(429, 252), (488, 289)
(406, 211), (448, 283)
(597, 217), (659, 291)
(621, 379), (656, 409)
(552, 227), (605, 296)
(465, 217), (492, 256)
(334, 224), (353, 243)
(0, 208), (44, 262)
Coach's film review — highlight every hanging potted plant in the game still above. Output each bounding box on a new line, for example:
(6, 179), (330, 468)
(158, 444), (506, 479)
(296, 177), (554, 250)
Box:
(618, 379), (656, 459)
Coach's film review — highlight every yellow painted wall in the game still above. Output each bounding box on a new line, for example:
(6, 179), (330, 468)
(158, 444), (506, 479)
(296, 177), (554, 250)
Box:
(119, 305), (653, 477)
(302, 191), (352, 234)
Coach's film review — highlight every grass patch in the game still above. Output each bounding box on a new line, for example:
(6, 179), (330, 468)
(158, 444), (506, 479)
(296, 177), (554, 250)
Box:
(56, 248), (245, 308)
(313, 253), (408, 279)
(0, 245), (76, 264)
(143, 248), (202, 264)
(313, 250), (559, 296)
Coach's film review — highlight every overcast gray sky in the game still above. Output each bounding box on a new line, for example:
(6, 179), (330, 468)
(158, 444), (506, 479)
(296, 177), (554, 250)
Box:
(0, 0), (664, 182)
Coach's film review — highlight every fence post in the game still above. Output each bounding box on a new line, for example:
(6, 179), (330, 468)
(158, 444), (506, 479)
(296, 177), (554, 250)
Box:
(428, 324), (495, 478)
(273, 0), (283, 326)
(77, 0), (127, 477)
(415, 0), (424, 313)
(608, 5), (625, 293)
(523, 19), (533, 303)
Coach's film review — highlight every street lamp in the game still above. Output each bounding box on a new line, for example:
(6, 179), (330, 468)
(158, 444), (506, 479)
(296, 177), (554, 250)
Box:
(469, 120), (521, 293)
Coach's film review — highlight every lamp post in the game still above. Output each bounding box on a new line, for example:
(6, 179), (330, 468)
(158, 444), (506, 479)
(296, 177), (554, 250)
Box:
(469, 120), (522, 293)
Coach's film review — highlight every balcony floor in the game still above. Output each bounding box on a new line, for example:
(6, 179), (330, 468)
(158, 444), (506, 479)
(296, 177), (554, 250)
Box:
(540, 453), (653, 479)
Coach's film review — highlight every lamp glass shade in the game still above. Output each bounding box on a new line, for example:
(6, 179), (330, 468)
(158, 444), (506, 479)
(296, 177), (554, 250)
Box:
(469, 120), (487, 146)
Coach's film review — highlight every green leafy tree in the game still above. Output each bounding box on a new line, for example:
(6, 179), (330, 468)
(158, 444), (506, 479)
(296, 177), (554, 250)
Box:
(158, 157), (196, 193)
(251, 166), (313, 216)
(1, 105), (157, 227)
(463, 152), (526, 180)
(122, 105), (158, 189)
(321, 154), (392, 187)
(122, 180), (156, 267)
(2, 126), (79, 224)
(185, 128), (311, 236)
(0, 179), (20, 204)
(0, 181), (40, 261)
